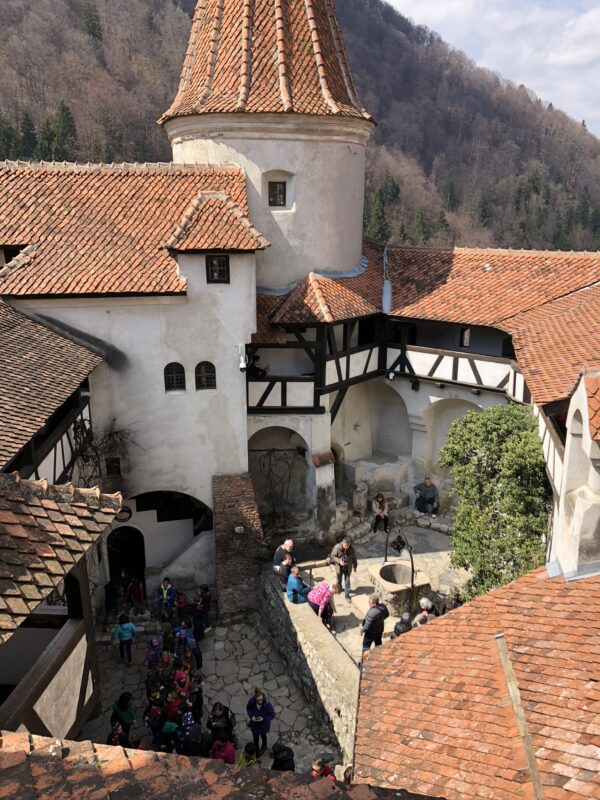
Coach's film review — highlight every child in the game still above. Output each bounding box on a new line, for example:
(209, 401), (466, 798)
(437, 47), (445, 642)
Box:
(147, 637), (162, 670)
(113, 614), (138, 665)
(237, 742), (259, 766)
(310, 757), (336, 781)
(210, 733), (236, 765)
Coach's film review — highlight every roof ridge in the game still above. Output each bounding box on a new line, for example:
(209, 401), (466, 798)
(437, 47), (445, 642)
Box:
(304, 0), (340, 114)
(197, 0), (225, 109)
(497, 279), (600, 327)
(308, 271), (334, 322)
(0, 471), (122, 509)
(0, 160), (245, 174)
(323, 0), (372, 120)
(386, 242), (600, 257)
(236, 0), (253, 112)
(274, 0), (293, 112)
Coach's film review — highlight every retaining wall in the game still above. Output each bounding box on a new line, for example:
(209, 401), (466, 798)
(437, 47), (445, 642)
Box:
(259, 568), (359, 761)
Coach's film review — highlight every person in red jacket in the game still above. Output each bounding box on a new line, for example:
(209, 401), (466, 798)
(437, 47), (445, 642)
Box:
(210, 732), (236, 764)
(310, 757), (335, 780)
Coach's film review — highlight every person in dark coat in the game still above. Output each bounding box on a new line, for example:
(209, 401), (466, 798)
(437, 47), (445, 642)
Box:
(246, 688), (275, 756)
(360, 595), (389, 650)
(273, 539), (295, 569)
(328, 537), (358, 601)
(278, 552), (294, 592)
(207, 701), (236, 743)
(390, 612), (412, 640)
(270, 742), (295, 771)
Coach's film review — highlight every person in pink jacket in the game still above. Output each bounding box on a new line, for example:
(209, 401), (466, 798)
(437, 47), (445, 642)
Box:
(307, 582), (340, 624)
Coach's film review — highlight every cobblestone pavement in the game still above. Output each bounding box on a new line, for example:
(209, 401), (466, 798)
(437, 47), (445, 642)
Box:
(309, 525), (469, 662)
(78, 615), (340, 773)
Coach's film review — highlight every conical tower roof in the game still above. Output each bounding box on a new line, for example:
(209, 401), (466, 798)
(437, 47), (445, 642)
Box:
(160, 0), (373, 124)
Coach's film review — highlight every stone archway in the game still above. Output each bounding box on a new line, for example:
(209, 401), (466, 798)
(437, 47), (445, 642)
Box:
(423, 398), (482, 471)
(107, 526), (146, 588)
(248, 426), (310, 522)
(368, 381), (412, 457)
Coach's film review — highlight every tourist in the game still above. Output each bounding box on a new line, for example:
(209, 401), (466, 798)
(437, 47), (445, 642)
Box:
(174, 588), (189, 623)
(274, 538), (295, 569)
(207, 701), (237, 743)
(103, 580), (120, 629)
(147, 637), (162, 670)
(210, 732), (236, 764)
(307, 581), (340, 625)
(248, 354), (270, 379)
(160, 720), (180, 753)
(412, 597), (436, 627)
(246, 688), (275, 756)
(371, 493), (390, 533)
(113, 613), (138, 665)
(200, 585), (212, 630)
(191, 595), (206, 640)
(310, 757), (336, 780)
(443, 589), (463, 613)
(178, 723), (209, 757)
(328, 537), (358, 601)
(237, 741), (259, 766)
(414, 478), (440, 517)
(278, 552), (294, 592)
(111, 692), (136, 742)
(270, 742), (296, 771)
(107, 718), (127, 747)
(360, 595), (389, 650)
(390, 612), (412, 640)
(125, 577), (146, 616)
(155, 576), (175, 620)
(286, 565), (310, 604)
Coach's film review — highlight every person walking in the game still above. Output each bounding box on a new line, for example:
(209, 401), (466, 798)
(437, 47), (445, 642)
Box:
(111, 692), (136, 742)
(371, 493), (390, 533)
(360, 595), (389, 651)
(246, 688), (275, 757)
(155, 576), (175, 620)
(286, 566), (310, 604)
(270, 742), (295, 771)
(328, 537), (358, 601)
(113, 613), (138, 665)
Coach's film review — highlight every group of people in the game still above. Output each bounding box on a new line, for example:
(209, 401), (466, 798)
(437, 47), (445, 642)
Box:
(103, 570), (147, 628)
(108, 575), (304, 772)
(371, 478), (440, 535)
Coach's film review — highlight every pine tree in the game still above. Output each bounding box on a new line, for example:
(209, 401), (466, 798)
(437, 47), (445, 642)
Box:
(51, 102), (77, 161)
(365, 194), (389, 242)
(35, 119), (54, 161)
(0, 115), (19, 159)
(442, 179), (457, 211)
(19, 113), (37, 158)
(378, 171), (400, 205)
(412, 207), (431, 245)
(396, 220), (412, 245)
(477, 194), (492, 227)
(82, 0), (103, 41)
(434, 209), (450, 235)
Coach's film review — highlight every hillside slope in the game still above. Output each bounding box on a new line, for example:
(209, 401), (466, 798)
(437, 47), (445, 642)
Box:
(0, 0), (598, 250)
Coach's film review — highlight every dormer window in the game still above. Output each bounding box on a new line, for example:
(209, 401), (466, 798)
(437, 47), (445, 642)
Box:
(268, 181), (287, 208)
(206, 254), (230, 284)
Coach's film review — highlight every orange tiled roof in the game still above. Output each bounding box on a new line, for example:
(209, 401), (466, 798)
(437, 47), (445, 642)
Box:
(354, 567), (600, 800)
(166, 192), (269, 252)
(160, 0), (373, 124)
(0, 300), (102, 468)
(0, 730), (441, 800)
(252, 294), (286, 344)
(0, 161), (262, 297)
(0, 473), (121, 644)
(584, 374), (600, 440)
(272, 242), (600, 406)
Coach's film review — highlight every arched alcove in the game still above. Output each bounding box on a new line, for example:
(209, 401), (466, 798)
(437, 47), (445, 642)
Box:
(423, 398), (482, 469)
(248, 426), (309, 520)
(368, 382), (412, 457)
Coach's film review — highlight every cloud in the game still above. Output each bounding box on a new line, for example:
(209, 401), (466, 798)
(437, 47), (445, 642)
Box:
(387, 0), (600, 135)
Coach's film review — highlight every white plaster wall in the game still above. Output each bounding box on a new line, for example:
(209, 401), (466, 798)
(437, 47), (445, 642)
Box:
(331, 382), (373, 462)
(15, 253), (256, 516)
(166, 114), (373, 288)
(145, 532), (216, 595)
(34, 634), (88, 738)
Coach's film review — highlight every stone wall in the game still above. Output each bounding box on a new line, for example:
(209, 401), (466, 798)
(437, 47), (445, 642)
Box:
(213, 473), (265, 617)
(259, 568), (360, 762)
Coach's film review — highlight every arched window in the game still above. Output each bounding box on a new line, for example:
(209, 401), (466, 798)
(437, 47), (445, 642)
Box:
(164, 362), (186, 392)
(195, 361), (217, 390)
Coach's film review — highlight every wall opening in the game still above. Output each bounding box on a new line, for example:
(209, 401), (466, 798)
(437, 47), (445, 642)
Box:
(248, 427), (309, 523)
(107, 526), (146, 589)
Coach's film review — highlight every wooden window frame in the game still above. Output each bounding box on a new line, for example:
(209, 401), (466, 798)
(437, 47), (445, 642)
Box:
(164, 362), (186, 392)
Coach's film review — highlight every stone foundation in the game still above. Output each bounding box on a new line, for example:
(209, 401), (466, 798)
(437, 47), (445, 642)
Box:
(259, 568), (359, 762)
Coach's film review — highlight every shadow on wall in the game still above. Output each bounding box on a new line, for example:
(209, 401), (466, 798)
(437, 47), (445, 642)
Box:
(423, 398), (482, 474)
(248, 426), (309, 521)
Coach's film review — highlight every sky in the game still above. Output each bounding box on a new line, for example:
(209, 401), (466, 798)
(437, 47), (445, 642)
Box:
(387, 0), (600, 137)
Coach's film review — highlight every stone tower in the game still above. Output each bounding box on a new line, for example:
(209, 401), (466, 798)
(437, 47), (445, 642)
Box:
(160, 0), (374, 289)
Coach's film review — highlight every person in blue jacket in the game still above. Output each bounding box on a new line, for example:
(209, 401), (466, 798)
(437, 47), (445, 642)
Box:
(113, 613), (138, 665)
(286, 566), (310, 605)
(246, 688), (275, 756)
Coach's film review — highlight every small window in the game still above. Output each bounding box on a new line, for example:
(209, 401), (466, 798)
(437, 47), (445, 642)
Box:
(164, 362), (186, 392)
(195, 361), (217, 390)
(268, 181), (287, 208)
(105, 458), (121, 478)
(460, 327), (471, 348)
(206, 255), (230, 284)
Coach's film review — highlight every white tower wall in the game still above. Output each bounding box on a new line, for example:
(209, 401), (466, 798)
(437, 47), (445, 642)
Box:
(166, 114), (373, 289)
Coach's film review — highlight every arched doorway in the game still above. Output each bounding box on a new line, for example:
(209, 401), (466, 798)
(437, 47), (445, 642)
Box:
(107, 526), (146, 588)
(248, 426), (309, 523)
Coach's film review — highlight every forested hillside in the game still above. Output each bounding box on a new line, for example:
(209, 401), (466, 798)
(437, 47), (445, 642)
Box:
(0, 0), (598, 250)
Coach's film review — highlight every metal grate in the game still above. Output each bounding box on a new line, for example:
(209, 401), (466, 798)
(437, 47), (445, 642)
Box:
(268, 181), (287, 207)
(164, 362), (186, 391)
(206, 254), (230, 284)
(195, 361), (217, 390)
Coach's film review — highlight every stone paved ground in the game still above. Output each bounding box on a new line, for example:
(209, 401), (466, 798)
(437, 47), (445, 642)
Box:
(78, 615), (340, 773)
(308, 524), (469, 662)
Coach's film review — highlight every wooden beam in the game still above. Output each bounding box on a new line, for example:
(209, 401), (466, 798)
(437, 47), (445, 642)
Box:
(256, 381), (277, 407)
(330, 388), (348, 424)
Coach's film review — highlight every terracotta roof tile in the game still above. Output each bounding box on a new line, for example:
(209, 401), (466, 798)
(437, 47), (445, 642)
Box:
(160, 0), (373, 124)
(272, 241), (600, 407)
(252, 294), (286, 344)
(0, 732), (442, 800)
(0, 161), (261, 297)
(584, 375), (600, 440)
(0, 300), (102, 468)
(0, 473), (121, 644)
(354, 567), (600, 800)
